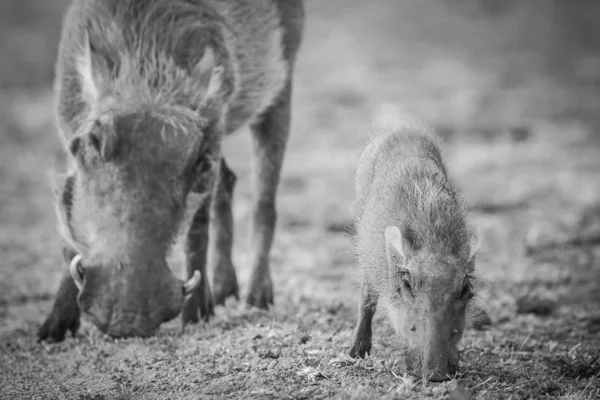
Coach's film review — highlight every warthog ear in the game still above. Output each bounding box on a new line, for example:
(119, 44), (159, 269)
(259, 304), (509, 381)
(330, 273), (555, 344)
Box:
(195, 47), (224, 96)
(190, 47), (228, 123)
(76, 32), (101, 105)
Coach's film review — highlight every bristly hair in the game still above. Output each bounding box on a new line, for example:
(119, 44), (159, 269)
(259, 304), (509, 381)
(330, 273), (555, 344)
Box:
(71, 0), (235, 128)
(383, 155), (469, 258)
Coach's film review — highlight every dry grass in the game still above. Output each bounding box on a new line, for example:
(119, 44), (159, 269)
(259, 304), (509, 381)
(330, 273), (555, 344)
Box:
(1, 0), (600, 399)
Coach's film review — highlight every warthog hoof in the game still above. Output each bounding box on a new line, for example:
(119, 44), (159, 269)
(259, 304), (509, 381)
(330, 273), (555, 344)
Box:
(37, 302), (81, 343)
(212, 276), (239, 306)
(246, 274), (273, 310)
(211, 258), (239, 306)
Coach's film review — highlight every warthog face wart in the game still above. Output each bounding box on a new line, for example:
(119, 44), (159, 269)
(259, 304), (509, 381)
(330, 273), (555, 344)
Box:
(382, 226), (478, 382)
(58, 109), (213, 337)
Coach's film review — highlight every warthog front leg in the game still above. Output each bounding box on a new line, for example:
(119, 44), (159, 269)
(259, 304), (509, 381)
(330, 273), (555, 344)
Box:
(182, 196), (215, 324)
(246, 81), (292, 309)
(349, 283), (378, 358)
(209, 158), (239, 305)
(38, 248), (81, 342)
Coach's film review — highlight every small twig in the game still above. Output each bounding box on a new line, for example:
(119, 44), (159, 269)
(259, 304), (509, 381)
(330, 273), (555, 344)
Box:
(469, 377), (493, 390)
(568, 342), (582, 355)
(518, 332), (533, 351)
(581, 378), (594, 397)
(389, 369), (401, 379)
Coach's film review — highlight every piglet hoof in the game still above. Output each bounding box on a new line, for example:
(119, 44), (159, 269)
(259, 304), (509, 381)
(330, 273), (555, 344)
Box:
(246, 274), (273, 310)
(211, 260), (239, 306)
(37, 304), (81, 343)
(349, 338), (372, 359)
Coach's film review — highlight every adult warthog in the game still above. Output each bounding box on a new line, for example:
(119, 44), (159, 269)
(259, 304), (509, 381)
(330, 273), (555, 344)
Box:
(38, 0), (304, 342)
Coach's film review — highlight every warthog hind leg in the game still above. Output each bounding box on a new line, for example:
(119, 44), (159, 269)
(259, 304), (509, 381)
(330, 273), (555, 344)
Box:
(209, 158), (239, 305)
(38, 248), (81, 342)
(246, 81), (292, 309)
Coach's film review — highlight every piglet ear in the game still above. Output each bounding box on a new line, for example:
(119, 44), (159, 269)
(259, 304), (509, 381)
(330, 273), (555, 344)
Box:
(385, 226), (415, 284)
(468, 228), (481, 262)
(385, 226), (412, 266)
(465, 227), (481, 272)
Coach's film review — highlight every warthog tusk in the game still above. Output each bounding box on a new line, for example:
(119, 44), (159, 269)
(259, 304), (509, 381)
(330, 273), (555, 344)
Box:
(183, 270), (201, 295)
(69, 254), (84, 291)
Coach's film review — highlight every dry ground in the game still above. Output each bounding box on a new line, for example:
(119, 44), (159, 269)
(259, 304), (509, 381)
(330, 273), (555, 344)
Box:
(1, 1), (600, 399)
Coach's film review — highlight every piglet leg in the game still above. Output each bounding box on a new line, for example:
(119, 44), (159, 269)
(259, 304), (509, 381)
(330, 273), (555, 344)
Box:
(349, 282), (377, 358)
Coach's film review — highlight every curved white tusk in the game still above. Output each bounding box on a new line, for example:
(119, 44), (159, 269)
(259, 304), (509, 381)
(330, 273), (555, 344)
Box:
(69, 254), (84, 291)
(183, 270), (201, 295)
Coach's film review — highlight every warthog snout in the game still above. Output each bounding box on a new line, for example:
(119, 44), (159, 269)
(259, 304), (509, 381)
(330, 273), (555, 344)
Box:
(424, 356), (458, 382)
(382, 228), (474, 381)
(69, 254), (200, 337)
(419, 328), (459, 382)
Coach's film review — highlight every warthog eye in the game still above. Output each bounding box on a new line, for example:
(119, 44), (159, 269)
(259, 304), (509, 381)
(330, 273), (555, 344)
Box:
(187, 153), (217, 192)
(460, 282), (474, 301)
(194, 154), (213, 174)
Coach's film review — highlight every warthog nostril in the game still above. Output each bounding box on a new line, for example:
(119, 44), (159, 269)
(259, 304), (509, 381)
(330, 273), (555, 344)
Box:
(410, 325), (416, 332)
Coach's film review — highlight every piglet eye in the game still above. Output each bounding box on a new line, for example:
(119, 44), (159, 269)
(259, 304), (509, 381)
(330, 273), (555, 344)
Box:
(69, 137), (82, 155)
(399, 274), (413, 296)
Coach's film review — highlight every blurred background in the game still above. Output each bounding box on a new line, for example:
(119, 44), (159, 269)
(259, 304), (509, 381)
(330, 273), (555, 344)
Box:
(2, 0), (599, 131)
